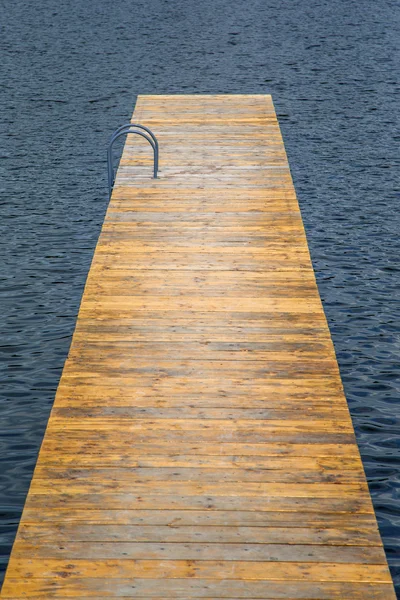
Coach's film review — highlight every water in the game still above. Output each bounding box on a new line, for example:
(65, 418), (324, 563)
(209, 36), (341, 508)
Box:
(0, 0), (399, 592)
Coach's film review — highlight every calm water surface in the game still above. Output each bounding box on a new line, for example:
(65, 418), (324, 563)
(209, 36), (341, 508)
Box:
(0, 0), (399, 592)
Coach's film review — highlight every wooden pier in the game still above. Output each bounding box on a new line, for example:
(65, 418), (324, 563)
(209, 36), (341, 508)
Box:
(1, 94), (395, 598)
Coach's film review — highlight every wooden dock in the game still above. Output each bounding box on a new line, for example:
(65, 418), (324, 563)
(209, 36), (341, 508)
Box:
(1, 94), (395, 598)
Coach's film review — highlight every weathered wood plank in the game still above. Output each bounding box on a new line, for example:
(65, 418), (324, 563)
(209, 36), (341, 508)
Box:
(24, 492), (375, 515)
(10, 541), (386, 563)
(33, 465), (365, 484)
(19, 508), (378, 528)
(1, 578), (396, 598)
(7, 559), (392, 582)
(17, 523), (382, 546)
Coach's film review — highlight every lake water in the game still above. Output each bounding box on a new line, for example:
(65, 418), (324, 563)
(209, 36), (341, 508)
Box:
(0, 0), (399, 592)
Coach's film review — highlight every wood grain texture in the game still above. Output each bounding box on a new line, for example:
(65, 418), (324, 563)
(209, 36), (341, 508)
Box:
(0, 94), (395, 598)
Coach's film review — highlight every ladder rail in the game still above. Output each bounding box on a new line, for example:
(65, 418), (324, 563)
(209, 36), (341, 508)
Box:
(107, 124), (158, 197)
(111, 123), (159, 150)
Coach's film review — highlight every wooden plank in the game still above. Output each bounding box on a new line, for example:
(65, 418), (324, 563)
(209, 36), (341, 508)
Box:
(24, 492), (375, 514)
(66, 340), (337, 361)
(7, 559), (392, 581)
(50, 406), (352, 419)
(1, 94), (395, 599)
(17, 523), (382, 545)
(19, 508), (379, 528)
(1, 578), (395, 598)
(39, 441), (360, 457)
(32, 465), (366, 483)
(9, 541), (386, 563)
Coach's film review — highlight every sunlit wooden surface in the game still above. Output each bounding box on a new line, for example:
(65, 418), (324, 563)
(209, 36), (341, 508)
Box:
(1, 94), (395, 598)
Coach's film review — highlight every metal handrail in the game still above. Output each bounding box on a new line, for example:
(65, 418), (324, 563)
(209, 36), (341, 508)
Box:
(111, 123), (159, 150)
(107, 124), (158, 197)
(109, 124), (159, 177)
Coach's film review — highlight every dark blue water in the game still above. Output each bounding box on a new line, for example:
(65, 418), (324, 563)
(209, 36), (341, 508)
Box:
(0, 0), (399, 592)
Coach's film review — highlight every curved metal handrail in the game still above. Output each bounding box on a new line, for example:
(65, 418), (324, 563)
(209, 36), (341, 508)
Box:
(107, 124), (158, 197)
(111, 123), (159, 151)
(109, 124), (159, 174)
